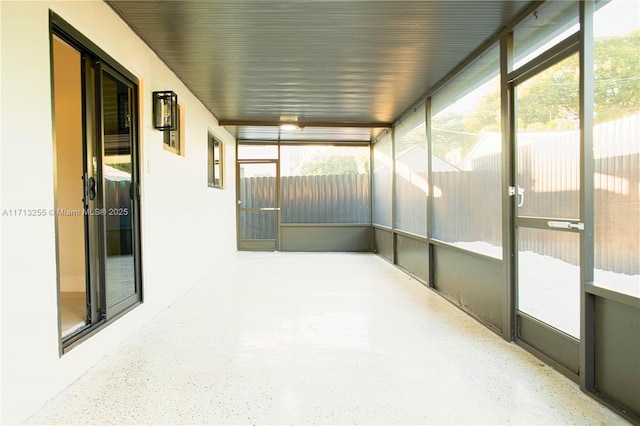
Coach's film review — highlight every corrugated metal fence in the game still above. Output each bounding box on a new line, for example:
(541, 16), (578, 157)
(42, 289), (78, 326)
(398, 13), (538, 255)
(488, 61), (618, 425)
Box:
(434, 115), (639, 274)
(239, 176), (278, 240)
(593, 115), (639, 275)
(239, 174), (370, 239)
(281, 175), (370, 223)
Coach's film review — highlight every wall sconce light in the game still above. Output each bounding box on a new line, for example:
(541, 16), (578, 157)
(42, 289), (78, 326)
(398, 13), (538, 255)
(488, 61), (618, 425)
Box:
(152, 91), (178, 131)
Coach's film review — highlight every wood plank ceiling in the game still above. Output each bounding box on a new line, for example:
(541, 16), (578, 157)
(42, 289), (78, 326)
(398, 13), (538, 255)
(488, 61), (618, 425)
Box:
(106, 0), (535, 142)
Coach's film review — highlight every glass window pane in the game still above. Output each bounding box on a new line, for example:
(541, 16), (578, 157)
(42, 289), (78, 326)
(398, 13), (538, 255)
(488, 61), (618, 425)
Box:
(240, 211), (277, 240)
(208, 137), (214, 184)
(431, 45), (502, 258)
(208, 135), (223, 188)
(593, 0), (640, 298)
(53, 36), (89, 336)
(432, 44), (501, 117)
(239, 163), (277, 208)
(518, 227), (580, 338)
(515, 53), (580, 220)
(238, 143), (278, 160)
(394, 103), (427, 236)
(213, 139), (222, 187)
(102, 73), (135, 308)
(239, 162), (278, 242)
(373, 132), (393, 227)
(280, 145), (370, 224)
(513, 1), (579, 70)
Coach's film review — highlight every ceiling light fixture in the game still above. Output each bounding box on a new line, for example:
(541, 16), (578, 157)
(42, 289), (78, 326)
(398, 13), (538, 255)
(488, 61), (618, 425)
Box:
(280, 123), (298, 131)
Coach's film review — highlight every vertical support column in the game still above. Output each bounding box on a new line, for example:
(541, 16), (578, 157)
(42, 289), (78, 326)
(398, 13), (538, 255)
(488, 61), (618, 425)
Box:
(501, 33), (515, 342)
(277, 141), (282, 252)
(235, 142), (241, 250)
(425, 97), (434, 288)
(369, 142), (374, 251)
(390, 126), (397, 264)
(579, 0), (596, 392)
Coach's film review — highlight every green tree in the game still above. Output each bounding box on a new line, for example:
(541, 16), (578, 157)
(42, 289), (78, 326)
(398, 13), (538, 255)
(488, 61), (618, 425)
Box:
(299, 155), (359, 175)
(517, 53), (580, 131)
(505, 30), (638, 131)
(594, 29), (640, 123)
(430, 29), (638, 159)
(464, 89), (501, 134)
(431, 111), (472, 158)
(462, 29), (639, 133)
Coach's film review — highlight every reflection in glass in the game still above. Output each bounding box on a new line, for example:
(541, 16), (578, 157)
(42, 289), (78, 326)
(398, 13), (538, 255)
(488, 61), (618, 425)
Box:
(102, 73), (135, 308)
(513, 1), (578, 70)
(516, 53), (580, 220)
(431, 46), (502, 258)
(373, 133), (393, 227)
(518, 227), (580, 338)
(394, 105), (427, 236)
(208, 135), (223, 187)
(53, 36), (88, 335)
(592, 0), (640, 298)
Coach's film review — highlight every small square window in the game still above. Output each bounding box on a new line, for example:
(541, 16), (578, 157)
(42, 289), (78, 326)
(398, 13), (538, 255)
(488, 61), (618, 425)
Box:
(208, 133), (223, 188)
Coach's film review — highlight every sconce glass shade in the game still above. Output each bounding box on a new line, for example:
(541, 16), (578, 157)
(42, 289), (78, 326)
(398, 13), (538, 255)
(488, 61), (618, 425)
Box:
(152, 91), (178, 131)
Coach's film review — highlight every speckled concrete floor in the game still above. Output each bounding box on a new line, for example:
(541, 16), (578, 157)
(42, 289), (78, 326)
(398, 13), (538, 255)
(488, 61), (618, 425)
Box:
(27, 252), (629, 425)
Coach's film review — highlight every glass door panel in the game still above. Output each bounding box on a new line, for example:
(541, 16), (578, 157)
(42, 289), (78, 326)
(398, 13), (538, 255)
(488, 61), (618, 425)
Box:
(238, 162), (279, 250)
(101, 70), (137, 315)
(514, 52), (581, 372)
(592, 0), (640, 299)
(53, 27), (142, 348)
(517, 228), (580, 338)
(52, 36), (89, 337)
(240, 211), (278, 240)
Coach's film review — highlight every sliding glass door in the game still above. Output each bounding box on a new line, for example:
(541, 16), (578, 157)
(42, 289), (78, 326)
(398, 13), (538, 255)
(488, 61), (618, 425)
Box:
(52, 26), (142, 347)
(101, 67), (140, 319)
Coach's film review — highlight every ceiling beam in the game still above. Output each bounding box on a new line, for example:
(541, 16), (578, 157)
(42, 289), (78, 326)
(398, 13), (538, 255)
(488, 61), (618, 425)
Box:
(238, 140), (371, 146)
(219, 120), (393, 128)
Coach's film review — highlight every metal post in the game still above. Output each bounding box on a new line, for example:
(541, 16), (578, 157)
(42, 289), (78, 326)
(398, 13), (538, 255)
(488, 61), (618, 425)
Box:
(391, 126), (397, 264)
(501, 32), (515, 342)
(579, 0), (596, 392)
(425, 97), (434, 288)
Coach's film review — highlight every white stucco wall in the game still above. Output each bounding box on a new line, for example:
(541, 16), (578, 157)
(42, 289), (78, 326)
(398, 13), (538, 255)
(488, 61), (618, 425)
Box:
(0, 1), (237, 423)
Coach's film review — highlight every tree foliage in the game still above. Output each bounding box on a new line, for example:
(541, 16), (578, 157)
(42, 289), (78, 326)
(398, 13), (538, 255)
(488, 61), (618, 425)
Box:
(299, 155), (359, 175)
(517, 54), (580, 131)
(431, 111), (476, 159)
(593, 30), (640, 123)
(434, 29), (639, 156)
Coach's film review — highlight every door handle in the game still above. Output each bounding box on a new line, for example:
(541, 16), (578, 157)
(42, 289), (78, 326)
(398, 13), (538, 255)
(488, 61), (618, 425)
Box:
(88, 177), (96, 200)
(508, 186), (525, 207)
(517, 186), (524, 208)
(84, 174), (97, 201)
(259, 208), (280, 211)
(547, 221), (584, 231)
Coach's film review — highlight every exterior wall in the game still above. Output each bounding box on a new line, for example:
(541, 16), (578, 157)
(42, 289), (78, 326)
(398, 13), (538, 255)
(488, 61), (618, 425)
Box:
(0, 1), (237, 424)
